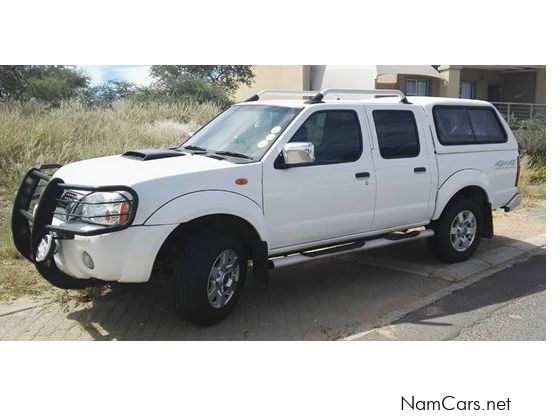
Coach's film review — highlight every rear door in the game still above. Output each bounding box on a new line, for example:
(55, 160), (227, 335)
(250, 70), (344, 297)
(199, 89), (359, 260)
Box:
(365, 105), (435, 230)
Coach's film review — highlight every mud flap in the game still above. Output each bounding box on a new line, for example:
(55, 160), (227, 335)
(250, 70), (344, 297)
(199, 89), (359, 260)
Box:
(482, 202), (494, 238)
(252, 241), (270, 285)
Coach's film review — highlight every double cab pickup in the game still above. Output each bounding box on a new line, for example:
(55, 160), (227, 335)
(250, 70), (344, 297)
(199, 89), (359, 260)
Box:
(12, 89), (522, 324)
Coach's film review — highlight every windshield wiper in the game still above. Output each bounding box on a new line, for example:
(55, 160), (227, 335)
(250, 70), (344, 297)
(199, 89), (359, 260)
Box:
(213, 150), (254, 160)
(183, 145), (207, 152)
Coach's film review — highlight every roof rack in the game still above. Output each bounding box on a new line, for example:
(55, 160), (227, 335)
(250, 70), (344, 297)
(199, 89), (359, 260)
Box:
(307, 89), (410, 104)
(244, 88), (411, 104)
(244, 90), (320, 102)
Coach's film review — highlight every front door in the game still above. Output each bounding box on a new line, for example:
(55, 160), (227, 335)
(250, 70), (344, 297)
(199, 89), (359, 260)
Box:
(263, 106), (375, 251)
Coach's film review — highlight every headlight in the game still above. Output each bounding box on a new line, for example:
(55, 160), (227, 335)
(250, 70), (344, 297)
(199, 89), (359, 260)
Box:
(72, 191), (133, 226)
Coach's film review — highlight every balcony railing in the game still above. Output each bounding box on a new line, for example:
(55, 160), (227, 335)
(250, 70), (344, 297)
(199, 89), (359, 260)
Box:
(492, 102), (546, 122)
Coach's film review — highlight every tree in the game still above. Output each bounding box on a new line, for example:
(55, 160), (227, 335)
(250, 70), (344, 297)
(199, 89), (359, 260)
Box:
(0, 66), (29, 100)
(150, 65), (254, 94)
(80, 80), (138, 106)
(0, 65), (89, 103)
(136, 76), (231, 108)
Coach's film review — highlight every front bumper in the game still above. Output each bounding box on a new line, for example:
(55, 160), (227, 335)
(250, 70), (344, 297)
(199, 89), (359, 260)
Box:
(11, 166), (176, 283)
(52, 223), (177, 282)
(503, 192), (523, 213)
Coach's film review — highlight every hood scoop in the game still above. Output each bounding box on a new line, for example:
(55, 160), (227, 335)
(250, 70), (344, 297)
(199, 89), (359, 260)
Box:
(122, 149), (186, 161)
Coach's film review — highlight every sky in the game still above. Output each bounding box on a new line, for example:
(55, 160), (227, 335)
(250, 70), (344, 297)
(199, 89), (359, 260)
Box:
(79, 65), (152, 86)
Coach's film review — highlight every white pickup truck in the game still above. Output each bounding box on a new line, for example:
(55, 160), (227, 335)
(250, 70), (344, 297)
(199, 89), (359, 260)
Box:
(12, 89), (522, 325)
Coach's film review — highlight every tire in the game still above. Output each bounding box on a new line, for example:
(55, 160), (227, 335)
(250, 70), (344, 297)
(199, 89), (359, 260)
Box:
(171, 229), (247, 325)
(35, 258), (102, 289)
(428, 197), (482, 263)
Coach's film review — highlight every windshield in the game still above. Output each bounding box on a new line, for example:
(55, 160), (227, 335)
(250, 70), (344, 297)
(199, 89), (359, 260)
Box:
(181, 104), (302, 161)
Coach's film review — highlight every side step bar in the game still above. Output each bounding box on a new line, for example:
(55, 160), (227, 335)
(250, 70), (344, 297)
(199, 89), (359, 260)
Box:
(269, 229), (434, 269)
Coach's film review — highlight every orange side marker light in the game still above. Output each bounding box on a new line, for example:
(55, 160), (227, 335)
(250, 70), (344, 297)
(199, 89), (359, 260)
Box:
(235, 178), (248, 185)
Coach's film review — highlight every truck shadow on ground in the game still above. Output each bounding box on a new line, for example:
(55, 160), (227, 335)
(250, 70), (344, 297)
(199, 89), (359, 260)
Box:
(65, 236), (544, 341)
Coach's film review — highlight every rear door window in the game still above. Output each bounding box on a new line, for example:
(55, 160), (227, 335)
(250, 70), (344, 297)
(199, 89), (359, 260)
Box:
(372, 110), (420, 159)
(433, 106), (507, 145)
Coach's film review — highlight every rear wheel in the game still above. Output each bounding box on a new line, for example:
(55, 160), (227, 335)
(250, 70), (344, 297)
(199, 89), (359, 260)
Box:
(428, 197), (482, 262)
(171, 230), (247, 325)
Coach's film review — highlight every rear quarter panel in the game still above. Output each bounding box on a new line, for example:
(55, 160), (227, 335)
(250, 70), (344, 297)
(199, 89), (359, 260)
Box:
(436, 152), (518, 210)
(425, 102), (519, 216)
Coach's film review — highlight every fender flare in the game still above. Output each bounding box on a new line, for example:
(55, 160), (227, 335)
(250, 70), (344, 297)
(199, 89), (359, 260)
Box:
(143, 190), (268, 243)
(432, 169), (493, 220)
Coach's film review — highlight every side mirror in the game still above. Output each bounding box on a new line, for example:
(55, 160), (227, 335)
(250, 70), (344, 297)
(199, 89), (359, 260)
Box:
(282, 142), (315, 166)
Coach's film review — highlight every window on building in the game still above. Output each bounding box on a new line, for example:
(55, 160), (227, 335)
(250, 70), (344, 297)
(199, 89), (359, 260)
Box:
(405, 79), (430, 96)
(372, 110), (420, 159)
(288, 110), (362, 165)
(433, 106), (507, 145)
(459, 81), (475, 99)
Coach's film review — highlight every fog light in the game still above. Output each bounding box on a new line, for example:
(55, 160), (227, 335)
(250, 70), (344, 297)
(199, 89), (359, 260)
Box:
(35, 234), (54, 262)
(82, 252), (94, 269)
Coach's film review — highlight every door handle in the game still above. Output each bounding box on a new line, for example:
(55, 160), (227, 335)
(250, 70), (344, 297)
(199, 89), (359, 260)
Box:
(355, 172), (370, 179)
(414, 167), (426, 173)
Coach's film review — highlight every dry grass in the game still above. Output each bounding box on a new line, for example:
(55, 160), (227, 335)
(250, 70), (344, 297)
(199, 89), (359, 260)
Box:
(0, 99), (220, 301)
(0, 257), (49, 301)
(517, 159), (546, 208)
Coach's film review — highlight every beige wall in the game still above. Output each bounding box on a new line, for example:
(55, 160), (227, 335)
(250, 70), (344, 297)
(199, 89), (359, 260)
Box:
(438, 66), (461, 98)
(375, 74), (397, 90)
(234, 65), (308, 102)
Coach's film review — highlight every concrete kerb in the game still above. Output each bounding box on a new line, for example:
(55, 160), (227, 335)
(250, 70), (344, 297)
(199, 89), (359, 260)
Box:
(341, 233), (546, 284)
(0, 297), (47, 317)
(342, 234), (546, 341)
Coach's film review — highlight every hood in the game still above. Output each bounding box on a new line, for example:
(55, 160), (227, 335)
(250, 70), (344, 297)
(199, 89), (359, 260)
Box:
(54, 152), (235, 186)
(53, 151), (263, 224)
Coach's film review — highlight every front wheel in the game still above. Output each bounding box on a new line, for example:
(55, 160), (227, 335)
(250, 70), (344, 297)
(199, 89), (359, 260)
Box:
(171, 230), (247, 325)
(428, 198), (482, 262)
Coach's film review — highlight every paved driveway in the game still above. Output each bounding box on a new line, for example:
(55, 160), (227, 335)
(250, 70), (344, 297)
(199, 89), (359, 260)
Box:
(0, 229), (545, 341)
(350, 253), (545, 341)
(0, 206), (546, 340)
(1, 258), (450, 340)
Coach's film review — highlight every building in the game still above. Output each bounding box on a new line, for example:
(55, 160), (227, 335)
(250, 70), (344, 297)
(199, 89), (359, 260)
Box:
(235, 65), (546, 121)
